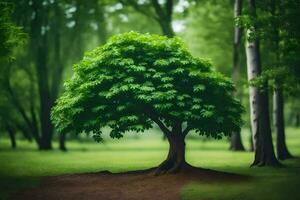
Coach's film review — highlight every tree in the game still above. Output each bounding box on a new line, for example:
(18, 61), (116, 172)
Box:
(245, 0), (300, 160)
(244, 0), (280, 166)
(3, 0), (109, 150)
(0, 1), (27, 148)
(52, 32), (243, 174)
(270, 0), (293, 160)
(230, 0), (245, 151)
(271, 0), (300, 160)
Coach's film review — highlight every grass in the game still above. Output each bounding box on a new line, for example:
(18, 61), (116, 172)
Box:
(0, 127), (299, 200)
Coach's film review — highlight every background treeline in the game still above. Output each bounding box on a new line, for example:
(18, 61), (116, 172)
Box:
(0, 0), (299, 161)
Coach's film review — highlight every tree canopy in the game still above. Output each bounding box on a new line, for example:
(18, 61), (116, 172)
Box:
(51, 32), (243, 142)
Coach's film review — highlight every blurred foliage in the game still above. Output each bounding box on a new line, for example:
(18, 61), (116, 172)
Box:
(0, 1), (26, 62)
(182, 0), (234, 75)
(0, 0), (299, 149)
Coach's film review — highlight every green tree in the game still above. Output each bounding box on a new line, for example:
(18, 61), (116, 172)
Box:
(0, 1), (26, 148)
(52, 32), (243, 174)
(244, 0), (280, 166)
(269, 0), (299, 160)
(2, 0), (109, 150)
(244, 0), (300, 160)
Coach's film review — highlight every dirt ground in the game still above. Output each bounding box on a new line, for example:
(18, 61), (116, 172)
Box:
(15, 167), (249, 200)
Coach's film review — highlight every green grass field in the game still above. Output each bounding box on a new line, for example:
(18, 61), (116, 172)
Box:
(0, 128), (299, 200)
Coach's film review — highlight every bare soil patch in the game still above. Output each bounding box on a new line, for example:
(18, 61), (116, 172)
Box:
(15, 166), (250, 200)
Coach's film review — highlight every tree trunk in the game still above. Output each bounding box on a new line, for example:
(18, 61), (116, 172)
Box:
(246, 0), (280, 167)
(59, 133), (67, 151)
(159, 19), (174, 37)
(37, 40), (53, 150)
(230, 132), (245, 151)
(6, 125), (16, 149)
(155, 124), (187, 174)
(274, 88), (293, 160)
(251, 85), (280, 166)
(31, 0), (53, 150)
(230, 0), (245, 151)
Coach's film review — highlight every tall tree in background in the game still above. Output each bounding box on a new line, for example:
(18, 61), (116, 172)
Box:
(270, 0), (293, 160)
(230, 0), (245, 151)
(0, 0), (109, 150)
(245, 0), (280, 166)
(0, 2), (25, 148)
(30, 0), (53, 150)
(248, 0), (299, 160)
(0, 1), (26, 148)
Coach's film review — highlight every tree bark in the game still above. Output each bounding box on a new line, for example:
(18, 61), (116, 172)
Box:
(230, 0), (245, 151)
(274, 88), (293, 159)
(246, 0), (280, 167)
(155, 123), (187, 174)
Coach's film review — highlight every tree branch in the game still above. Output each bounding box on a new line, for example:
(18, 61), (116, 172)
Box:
(183, 126), (192, 136)
(151, 0), (166, 20)
(144, 108), (171, 135)
(3, 65), (41, 144)
(121, 0), (159, 21)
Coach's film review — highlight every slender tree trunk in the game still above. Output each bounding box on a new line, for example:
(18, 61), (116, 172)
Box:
(230, 132), (245, 151)
(230, 0), (245, 151)
(6, 125), (16, 149)
(155, 123), (187, 174)
(31, 0), (53, 150)
(59, 133), (67, 151)
(274, 88), (293, 159)
(246, 0), (280, 167)
(151, 0), (174, 37)
(37, 38), (53, 150)
(51, 2), (63, 102)
(37, 7), (52, 150)
(270, 0), (292, 160)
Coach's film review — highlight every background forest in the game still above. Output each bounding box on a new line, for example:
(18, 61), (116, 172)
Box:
(0, 0), (300, 199)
